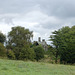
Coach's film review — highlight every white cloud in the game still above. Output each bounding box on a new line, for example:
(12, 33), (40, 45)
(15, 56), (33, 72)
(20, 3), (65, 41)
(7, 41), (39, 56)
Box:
(0, 23), (12, 35)
(0, 0), (75, 44)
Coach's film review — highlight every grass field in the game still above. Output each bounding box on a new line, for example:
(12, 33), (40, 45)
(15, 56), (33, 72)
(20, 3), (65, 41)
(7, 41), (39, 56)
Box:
(0, 59), (75, 75)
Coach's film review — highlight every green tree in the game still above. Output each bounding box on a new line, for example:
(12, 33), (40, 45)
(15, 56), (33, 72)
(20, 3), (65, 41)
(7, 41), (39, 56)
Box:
(7, 50), (15, 60)
(49, 26), (75, 64)
(7, 26), (33, 48)
(7, 26), (34, 60)
(0, 32), (6, 44)
(30, 41), (39, 48)
(19, 47), (35, 60)
(59, 26), (75, 64)
(34, 45), (44, 61)
(46, 45), (58, 63)
(50, 30), (61, 63)
(0, 43), (6, 57)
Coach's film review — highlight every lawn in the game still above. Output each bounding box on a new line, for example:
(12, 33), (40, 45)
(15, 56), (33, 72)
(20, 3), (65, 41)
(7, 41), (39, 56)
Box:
(0, 59), (75, 75)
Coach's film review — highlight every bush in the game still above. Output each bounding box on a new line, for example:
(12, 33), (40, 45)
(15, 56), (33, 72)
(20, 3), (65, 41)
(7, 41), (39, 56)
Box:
(7, 50), (15, 60)
(0, 43), (6, 57)
(33, 45), (44, 61)
(19, 47), (35, 61)
(0, 32), (6, 43)
(13, 44), (35, 60)
(28, 48), (36, 61)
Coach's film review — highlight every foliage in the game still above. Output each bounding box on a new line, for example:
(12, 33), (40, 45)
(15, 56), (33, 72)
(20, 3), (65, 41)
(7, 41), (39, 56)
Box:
(34, 45), (44, 61)
(49, 30), (61, 63)
(59, 26), (75, 64)
(18, 46), (35, 60)
(0, 32), (6, 44)
(7, 26), (33, 48)
(0, 43), (6, 57)
(46, 45), (59, 63)
(6, 26), (33, 60)
(31, 41), (39, 48)
(7, 50), (15, 60)
(49, 26), (75, 64)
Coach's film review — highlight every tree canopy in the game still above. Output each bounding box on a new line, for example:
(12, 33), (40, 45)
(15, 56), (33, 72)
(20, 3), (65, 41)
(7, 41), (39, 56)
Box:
(7, 26), (33, 48)
(0, 32), (6, 44)
(6, 26), (34, 60)
(0, 43), (6, 57)
(49, 26), (75, 64)
(33, 45), (44, 61)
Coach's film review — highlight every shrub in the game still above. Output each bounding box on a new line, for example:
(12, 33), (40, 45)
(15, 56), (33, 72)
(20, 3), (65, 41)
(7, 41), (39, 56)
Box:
(0, 43), (6, 57)
(34, 45), (44, 61)
(13, 44), (35, 60)
(19, 47), (35, 60)
(7, 50), (15, 60)
(0, 32), (6, 43)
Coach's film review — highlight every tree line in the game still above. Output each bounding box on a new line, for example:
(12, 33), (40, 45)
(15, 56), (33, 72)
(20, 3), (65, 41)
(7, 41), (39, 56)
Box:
(0, 25), (75, 64)
(0, 26), (44, 61)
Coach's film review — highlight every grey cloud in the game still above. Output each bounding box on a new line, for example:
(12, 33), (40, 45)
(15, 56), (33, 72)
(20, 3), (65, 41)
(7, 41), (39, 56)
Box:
(36, 0), (75, 18)
(0, 0), (75, 42)
(0, 16), (14, 25)
(0, 0), (75, 18)
(39, 17), (75, 30)
(0, 0), (38, 14)
(3, 17), (14, 25)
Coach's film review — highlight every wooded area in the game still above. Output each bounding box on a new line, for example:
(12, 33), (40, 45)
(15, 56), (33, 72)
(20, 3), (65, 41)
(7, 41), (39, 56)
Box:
(0, 25), (75, 64)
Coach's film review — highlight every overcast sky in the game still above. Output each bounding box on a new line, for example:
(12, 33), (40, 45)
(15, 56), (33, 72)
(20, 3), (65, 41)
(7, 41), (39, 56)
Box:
(0, 0), (75, 44)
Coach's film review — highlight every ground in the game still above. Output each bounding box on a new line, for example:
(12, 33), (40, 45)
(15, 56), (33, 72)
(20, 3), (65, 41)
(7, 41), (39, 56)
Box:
(0, 59), (75, 75)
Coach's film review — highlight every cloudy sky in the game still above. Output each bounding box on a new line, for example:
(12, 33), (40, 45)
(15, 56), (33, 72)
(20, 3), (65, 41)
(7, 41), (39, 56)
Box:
(0, 0), (75, 44)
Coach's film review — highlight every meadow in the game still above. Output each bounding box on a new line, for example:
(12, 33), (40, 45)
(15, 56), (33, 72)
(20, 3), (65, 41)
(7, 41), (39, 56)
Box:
(0, 59), (75, 75)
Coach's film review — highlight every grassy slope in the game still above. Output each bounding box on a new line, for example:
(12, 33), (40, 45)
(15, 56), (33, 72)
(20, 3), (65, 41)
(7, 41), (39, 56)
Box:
(0, 59), (75, 75)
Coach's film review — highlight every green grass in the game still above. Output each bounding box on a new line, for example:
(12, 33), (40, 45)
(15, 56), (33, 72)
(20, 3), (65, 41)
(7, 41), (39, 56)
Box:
(0, 59), (75, 75)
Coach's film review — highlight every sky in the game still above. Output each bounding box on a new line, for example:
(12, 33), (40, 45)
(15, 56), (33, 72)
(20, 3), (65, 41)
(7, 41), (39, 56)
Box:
(0, 0), (75, 44)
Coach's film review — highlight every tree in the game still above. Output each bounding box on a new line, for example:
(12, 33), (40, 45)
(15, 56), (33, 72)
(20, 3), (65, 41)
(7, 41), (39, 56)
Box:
(49, 30), (61, 63)
(49, 26), (75, 64)
(59, 26), (75, 64)
(19, 47), (35, 60)
(7, 50), (15, 60)
(0, 43), (6, 57)
(7, 26), (34, 60)
(46, 45), (59, 63)
(30, 41), (39, 48)
(0, 32), (6, 44)
(34, 45), (44, 61)
(13, 44), (35, 60)
(7, 26), (33, 48)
